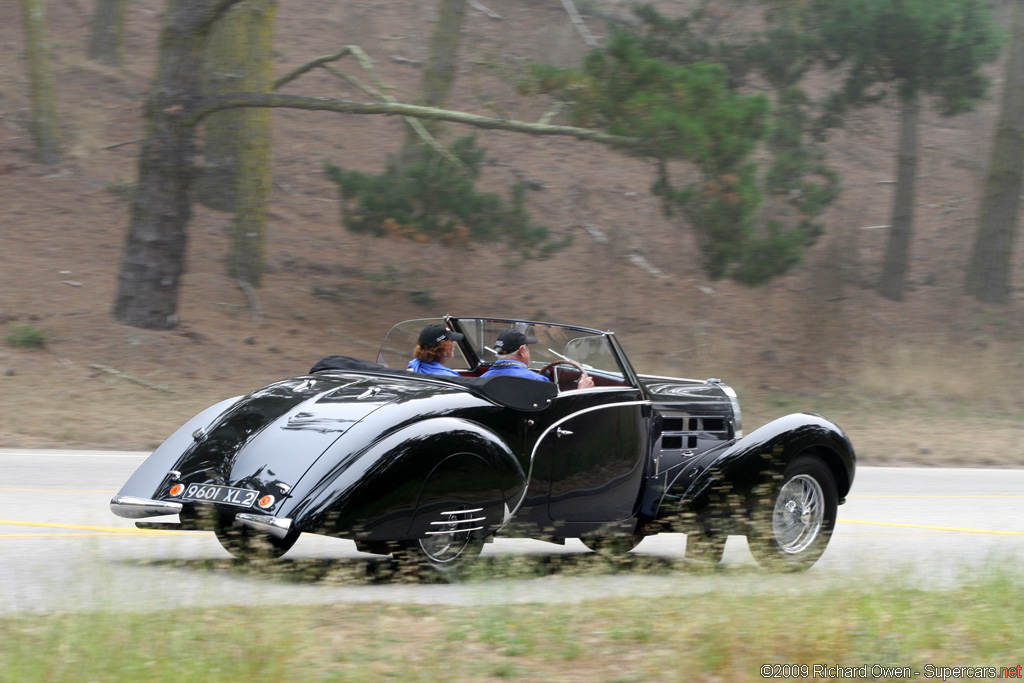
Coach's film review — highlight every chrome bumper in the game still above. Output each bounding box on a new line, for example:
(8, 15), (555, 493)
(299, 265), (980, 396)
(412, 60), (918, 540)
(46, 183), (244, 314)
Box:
(109, 495), (183, 519)
(235, 513), (293, 539)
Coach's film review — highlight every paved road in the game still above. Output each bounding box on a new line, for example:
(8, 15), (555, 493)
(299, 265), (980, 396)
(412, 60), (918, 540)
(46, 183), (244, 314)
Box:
(1, 449), (1022, 613)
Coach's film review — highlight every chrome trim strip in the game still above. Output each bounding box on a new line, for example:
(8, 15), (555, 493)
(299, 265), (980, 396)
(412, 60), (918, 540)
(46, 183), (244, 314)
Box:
(438, 508), (483, 516)
(235, 513), (293, 539)
(430, 516), (487, 525)
(425, 528), (485, 536)
(109, 495), (184, 519)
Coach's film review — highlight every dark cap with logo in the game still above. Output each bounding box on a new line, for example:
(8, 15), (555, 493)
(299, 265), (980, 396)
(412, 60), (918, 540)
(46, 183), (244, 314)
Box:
(418, 323), (464, 348)
(493, 329), (538, 355)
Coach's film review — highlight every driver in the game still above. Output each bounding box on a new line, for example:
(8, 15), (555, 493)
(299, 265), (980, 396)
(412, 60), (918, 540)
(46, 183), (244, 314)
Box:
(483, 330), (594, 388)
(408, 323), (464, 376)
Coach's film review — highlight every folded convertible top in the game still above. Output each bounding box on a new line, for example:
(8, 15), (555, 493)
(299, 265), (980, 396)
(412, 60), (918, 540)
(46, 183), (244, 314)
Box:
(309, 355), (557, 412)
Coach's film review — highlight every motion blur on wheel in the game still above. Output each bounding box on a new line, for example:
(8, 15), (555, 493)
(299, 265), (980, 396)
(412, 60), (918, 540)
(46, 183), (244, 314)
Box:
(111, 316), (855, 578)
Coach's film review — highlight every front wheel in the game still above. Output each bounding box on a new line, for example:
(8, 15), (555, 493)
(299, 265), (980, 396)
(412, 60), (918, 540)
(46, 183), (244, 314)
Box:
(214, 511), (299, 560)
(748, 455), (837, 572)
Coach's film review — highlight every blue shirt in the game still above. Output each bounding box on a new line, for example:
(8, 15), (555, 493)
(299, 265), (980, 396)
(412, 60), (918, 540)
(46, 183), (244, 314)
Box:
(407, 359), (461, 377)
(481, 360), (551, 381)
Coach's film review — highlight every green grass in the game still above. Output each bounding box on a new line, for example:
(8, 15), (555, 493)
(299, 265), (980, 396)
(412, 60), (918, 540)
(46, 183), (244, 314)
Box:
(1, 563), (1021, 682)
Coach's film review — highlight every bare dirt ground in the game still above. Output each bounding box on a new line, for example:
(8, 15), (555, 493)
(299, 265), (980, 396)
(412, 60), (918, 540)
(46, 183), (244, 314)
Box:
(1, 0), (1023, 465)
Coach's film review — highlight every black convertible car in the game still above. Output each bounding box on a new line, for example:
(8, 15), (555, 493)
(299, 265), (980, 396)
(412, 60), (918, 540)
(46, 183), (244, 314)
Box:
(111, 316), (855, 574)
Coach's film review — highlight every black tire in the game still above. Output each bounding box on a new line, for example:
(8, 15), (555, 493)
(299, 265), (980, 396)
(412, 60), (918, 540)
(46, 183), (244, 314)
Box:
(748, 454), (838, 572)
(395, 534), (484, 580)
(213, 511), (299, 560)
(580, 534), (644, 556)
(685, 530), (726, 569)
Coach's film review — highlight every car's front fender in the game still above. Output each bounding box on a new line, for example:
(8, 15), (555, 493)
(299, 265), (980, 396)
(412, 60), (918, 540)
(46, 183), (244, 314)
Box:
(656, 413), (855, 531)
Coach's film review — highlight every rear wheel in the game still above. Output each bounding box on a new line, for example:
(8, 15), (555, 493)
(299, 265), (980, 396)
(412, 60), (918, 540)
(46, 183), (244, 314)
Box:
(395, 508), (486, 579)
(213, 511), (299, 560)
(748, 455), (837, 572)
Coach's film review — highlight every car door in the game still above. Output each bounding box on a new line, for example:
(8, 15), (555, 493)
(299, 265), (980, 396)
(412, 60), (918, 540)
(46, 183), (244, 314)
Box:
(531, 392), (649, 523)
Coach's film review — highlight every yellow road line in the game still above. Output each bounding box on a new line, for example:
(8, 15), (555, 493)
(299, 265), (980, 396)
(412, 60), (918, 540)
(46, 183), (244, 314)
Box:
(838, 519), (1024, 536)
(849, 494), (1024, 499)
(0, 532), (184, 538)
(0, 519), (190, 535)
(0, 488), (118, 493)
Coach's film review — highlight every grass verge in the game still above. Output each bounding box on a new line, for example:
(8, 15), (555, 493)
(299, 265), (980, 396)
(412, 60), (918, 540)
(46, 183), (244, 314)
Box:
(1, 563), (1021, 681)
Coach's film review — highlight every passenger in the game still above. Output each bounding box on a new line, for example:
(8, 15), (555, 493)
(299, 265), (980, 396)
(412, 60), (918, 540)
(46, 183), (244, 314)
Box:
(407, 323), (464, 377)
(483, 330), (594, 388)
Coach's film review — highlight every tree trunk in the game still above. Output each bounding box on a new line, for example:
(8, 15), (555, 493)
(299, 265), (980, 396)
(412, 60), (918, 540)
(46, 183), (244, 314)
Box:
(21, 0), (61, 165)
(878, 93), (919, 301)
(964, 1), (1024, 304)
(113, 0), (242, 329)
(196, 1), (271, 212)
(397, 0), (468, 165)
(88, 0), (128, 66)
(225, 0), (276, 285)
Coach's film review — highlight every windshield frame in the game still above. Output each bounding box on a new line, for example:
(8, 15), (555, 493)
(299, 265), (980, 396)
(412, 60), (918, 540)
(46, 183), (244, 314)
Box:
(376, 316), (641, 390)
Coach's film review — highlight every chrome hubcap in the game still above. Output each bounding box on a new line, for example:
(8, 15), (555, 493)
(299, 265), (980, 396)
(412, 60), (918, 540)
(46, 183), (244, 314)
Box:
(772, 474), (824, 554)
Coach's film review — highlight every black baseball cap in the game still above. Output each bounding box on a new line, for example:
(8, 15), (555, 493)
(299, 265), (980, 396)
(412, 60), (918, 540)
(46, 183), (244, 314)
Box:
(493, 329), (538, 355)
(418, 323), (464, 348)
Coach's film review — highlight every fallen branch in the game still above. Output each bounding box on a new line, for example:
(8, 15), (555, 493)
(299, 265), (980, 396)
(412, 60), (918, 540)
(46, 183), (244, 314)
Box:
(234, 278), (263, 323)
(273, 46), (354, 91)
(89, 364), (176, 393)
(320, 60), (470, 175)
(560, 0), (600, 47)
(469, 0), (501, 20)
(188, 93), (643, 150)
(101, 138), (142, 151)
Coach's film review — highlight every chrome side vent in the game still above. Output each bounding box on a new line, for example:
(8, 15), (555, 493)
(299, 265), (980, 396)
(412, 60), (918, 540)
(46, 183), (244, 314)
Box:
(425, 507), (486, 536)
(656, 414), (734, 474)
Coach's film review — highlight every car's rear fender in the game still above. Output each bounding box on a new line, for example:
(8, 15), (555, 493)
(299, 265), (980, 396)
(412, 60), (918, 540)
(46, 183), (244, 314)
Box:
(113, 396), (242, 503)
(281, 417), (524, 541)
(656, 413), (855, 532)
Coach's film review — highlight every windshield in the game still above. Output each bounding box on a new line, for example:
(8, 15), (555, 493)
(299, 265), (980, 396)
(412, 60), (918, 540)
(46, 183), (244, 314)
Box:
(378, 317), (627, 382)
(375, 318), (472, 372)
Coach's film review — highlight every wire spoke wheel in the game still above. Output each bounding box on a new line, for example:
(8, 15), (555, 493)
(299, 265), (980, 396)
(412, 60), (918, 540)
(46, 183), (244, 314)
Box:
(772, 474), (824, 554)
(749, 455), (837, 572)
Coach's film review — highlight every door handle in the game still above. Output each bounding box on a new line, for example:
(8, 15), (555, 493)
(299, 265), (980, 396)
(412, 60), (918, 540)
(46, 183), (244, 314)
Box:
(556, 427), (573, 438)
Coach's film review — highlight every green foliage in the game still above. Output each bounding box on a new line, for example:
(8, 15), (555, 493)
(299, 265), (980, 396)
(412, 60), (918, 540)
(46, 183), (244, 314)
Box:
(813, 0), (1002, 114)
(324, 137), (570, 260)
(529, 7), (842, 284)
(5, 325), (48, 349)
(536, 32), (769, 167)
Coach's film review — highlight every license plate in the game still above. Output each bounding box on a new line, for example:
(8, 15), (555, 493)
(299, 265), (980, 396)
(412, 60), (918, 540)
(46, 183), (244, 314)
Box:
(181, 483), (259, 508)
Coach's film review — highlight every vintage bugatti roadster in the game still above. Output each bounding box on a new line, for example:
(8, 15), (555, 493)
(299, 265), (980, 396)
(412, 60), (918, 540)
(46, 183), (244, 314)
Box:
(111, 317), (855, 574)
